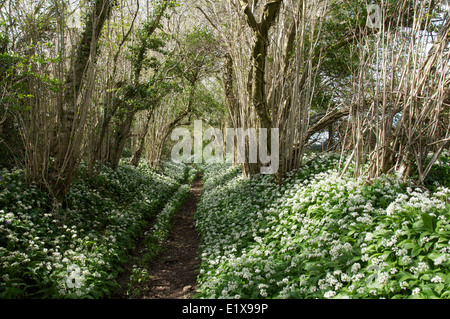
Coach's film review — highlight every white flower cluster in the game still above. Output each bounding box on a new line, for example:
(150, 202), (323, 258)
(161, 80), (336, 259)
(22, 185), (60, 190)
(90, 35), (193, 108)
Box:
(195, 153), (450, 299)
(0, 161), (192, 298)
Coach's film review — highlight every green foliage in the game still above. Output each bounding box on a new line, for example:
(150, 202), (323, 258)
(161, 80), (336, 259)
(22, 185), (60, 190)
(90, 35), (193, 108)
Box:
(177, 26), (220, 84)
(142, 183), (190, 263)
(191, 82), (227, 127)
(0, 40), (61, 107)
(195, 153), (450, 299)
(0, 160), (193, 298)
(424, 150), (450, 190)
(0, 33), (62, 170)
(126, 266), (149, 298)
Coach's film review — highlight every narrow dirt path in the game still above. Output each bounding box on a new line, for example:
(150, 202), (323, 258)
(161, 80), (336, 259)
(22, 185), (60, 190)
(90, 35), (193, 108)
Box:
(137, 173), (203, 299)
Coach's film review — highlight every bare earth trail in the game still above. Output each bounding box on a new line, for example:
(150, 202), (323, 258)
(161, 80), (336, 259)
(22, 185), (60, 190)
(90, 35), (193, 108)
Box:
(121, 173), (204, 299)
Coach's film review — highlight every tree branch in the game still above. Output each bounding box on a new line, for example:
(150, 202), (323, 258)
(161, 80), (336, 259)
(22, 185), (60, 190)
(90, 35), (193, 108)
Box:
(262, 0), (283, 26)
(305, 107), (350, 141)
(241, 1), (260, 32)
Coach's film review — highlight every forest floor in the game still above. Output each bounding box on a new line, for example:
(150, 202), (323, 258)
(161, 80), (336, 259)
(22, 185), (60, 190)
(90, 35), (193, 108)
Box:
(114, 173), (203, 299)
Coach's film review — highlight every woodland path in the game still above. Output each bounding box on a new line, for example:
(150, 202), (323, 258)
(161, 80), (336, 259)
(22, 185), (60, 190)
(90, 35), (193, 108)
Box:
(114, 172), (203, 299)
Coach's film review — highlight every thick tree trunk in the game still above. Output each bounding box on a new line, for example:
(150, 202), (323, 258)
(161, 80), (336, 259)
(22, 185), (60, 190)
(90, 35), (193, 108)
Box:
(238, 1), (283, 177)
(224, 53), (240, 127)
(242, 0), (282, 131)
(51, 0), (115, 201)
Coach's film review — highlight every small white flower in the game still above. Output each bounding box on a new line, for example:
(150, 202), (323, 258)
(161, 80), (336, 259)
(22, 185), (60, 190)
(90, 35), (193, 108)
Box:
(377, 272), (389, 285)
(417, 262), (429, 273)
(351, 263), (361, 273)
(430, 276), (443, 283)
(401, 256), (412, 265)
(324, 290), (336, 298)
(389, 268), (398, 275)
(260, 289), (268, 297)
(341, 273), (350, 282)
(434, 255), (446, 266)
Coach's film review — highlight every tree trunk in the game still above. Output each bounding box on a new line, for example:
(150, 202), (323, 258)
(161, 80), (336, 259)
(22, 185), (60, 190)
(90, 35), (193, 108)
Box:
(105, 1), (170, 170)
(242, 0), (282, 131)
(51, 0), (115, 201)
(130, 109), (154, 167)
(109, 110), (136, 170)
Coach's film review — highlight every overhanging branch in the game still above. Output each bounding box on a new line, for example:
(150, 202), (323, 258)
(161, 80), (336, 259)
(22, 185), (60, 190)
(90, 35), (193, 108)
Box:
(305, 107), (351, 141)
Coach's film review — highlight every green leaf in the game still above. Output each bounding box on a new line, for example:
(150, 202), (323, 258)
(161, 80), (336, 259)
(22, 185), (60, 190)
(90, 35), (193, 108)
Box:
(398, 239), (416, 250)
(304, 262), (323, 275)
(422, 286), (438, 299)
(427, 252), (443, 262)
(397, 271), (415, 281)
(421, 213), (436, 232)
(435, 283), (445, 295)
(411, 245), (423, 257)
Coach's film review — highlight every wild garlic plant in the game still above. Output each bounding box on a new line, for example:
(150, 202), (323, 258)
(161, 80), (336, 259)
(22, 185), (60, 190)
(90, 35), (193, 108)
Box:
(0, 161), (193, 298)
(195, 153), (450, 299)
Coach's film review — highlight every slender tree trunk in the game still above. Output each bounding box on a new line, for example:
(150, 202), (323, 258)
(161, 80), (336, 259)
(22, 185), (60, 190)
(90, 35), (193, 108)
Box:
(105, 1), (170, 170)
(130, 109), (155, 167)
(109, 109), (136, 170)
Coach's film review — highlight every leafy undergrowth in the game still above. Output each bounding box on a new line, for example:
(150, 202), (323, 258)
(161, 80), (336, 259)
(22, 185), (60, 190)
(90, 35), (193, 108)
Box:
(142, 184), (191, 263)
(0, 160), (193, 299)
(194, 153), (450, 299)
(124, 183), (191, 298)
